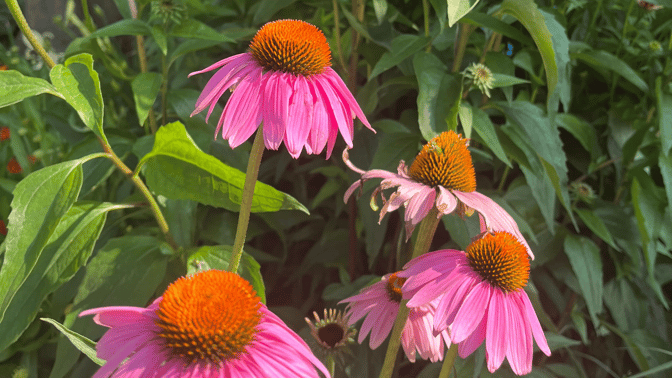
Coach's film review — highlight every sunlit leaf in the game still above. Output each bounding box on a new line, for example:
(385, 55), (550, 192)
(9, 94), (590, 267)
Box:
(0, 70), (62, 108)
(41, 318), (104, 366)
(447, 0), (479, 27)
(131, 72), (162, 126)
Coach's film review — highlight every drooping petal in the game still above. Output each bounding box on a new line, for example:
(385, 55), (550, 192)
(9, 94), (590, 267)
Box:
(506, 292), (533, 375)
(457, 314), (486, 359)
(451, 281), (491, 343)
(262, 72), (290, 150)
(485, 289), (507, 373)
(436, 186), (458, 216)
(518, 290), (551, 356)
(226, 68), (264, 148)
(322, 68), (372, 129)
(284, 75), (313, 157)
(188, 53), (251, 77)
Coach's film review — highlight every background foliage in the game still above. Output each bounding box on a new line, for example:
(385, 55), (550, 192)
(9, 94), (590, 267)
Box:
(0, 0), (671, 377)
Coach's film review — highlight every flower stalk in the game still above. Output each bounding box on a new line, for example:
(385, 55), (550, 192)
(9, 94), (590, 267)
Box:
(437, 344), (458, 378)
(229, 126), (265, 273)
(378, 207), (441, 378)
(5, 0), (56, 69)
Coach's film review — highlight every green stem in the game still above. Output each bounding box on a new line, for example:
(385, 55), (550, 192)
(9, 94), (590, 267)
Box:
(229, 127), (265, 273)
(332, 0), (347, 72)
(161, 53), (169, 126)
(422, 0), (431, 53)
(452, 23), (471, 73)
(584, 0), (604, 42)
(5, 0), (56, 69)
(99, 138), (177, 249)
(437, 344), (459, 378)
(379, 208), (442, 378)
(80, 0), (95, 31)
(497, 164), (510, 191)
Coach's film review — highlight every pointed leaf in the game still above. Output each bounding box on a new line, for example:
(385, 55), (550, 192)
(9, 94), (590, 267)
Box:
(131, 72), (162, 126)
(49, 53), (106, 143)
(370, 35), (429, 79)
(139, 122), (308, 213)
(414, 52), (451, 141)
(656, 77), (672, 155)
(187, 246), (266, 304)
(564, 235), (603, 328)
(575, 209), (618, 250)
(0, 70), (62, 108)
(447, 0), (480, 27)
(41, 318), (104, 366)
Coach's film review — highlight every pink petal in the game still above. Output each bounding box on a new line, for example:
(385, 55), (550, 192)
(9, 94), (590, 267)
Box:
(313, 76), (352, 147)
(322, 68), (372, 129)
(452, 191), (534, 259)
(188, 53), (250, 77)
(451, 281), (491, 343)
(405, 187), (436, 227)
(284, 75), (313, 158)
(79, 306), (148, 328)
(485, 289), (507, 373)
(216, 69), (262, 143)
(436, 186), (458, 215)
(458, 314), (486, 358)
(191, 55), (256, 117)
(506, 292), (533, 375)
(262, 72), (290, 150)
(518, 290), (551, 356)
(226, 70), (263, 148)
(306, 81), (330, 155)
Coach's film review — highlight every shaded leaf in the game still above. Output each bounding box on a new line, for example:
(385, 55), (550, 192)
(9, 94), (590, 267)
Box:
(564, 235), (603, 327)
(656, 77), (672, 155)
(370, 35), (429, 79)
(470, 105), (511, 166)
(575, 209), (618, 250)
(171, 19), (235, 43)
(490, 73), (530, 88)
(131, 72), (162, 126)
(414, 52), (449, 141)
(187, 246), (266, 304)
(87, 19), (151, 39)
(41, 318), (104, 366)
(571, 49), (648, 93)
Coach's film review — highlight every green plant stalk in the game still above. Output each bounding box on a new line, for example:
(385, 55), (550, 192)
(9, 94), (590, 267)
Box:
(437, 344), (458, 378)
(379, 208), (441, 378)
(584, 0), (604, 42)
(5, 0), (56, 69)
(161, 54), (169, 126)
(80, 0), (95, 31)
(332, 0), (347, 72)
(100, 138), (177, 249)
(229, 127), (265, 273)
(609, 0), (636, 101)
(452, 24), (472, 73)
(422, 0), (431, 52)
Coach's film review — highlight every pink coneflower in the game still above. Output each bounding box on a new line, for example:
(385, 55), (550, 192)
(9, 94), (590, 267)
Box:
(344, 130), (533, 258)
(400, 232), (550, 375)
(340, 272), (450, 363)
(80, 270), (330, 378)
(189, 19), (372, 158)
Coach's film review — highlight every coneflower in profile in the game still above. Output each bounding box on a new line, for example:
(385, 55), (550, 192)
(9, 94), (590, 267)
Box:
(190, 19), (372, 158)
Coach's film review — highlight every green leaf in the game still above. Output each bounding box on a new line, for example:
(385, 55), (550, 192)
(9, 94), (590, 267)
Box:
(496, 101), (575, 227)
(86, 19), (151, 39)
(41, 318), (104, 366)
(575, 209), (618, 250)
(131, 72), (162, 126)
(0, 201), (130, 352)
(490, 73), (530, 88)
(50, 236), (168, 378)
(564, 235), (603, 328)
(187, 246), (266, 304)
(447, 0), (480, 27)
(660, 151), (672, 212)
(151, 25), (168, 56)
(49, 53), (106, 144)
(540, 9), (571, 113)
(501, 0), (558, 108)
(656, 77), (672, 155)
(458, 103), (472, 138)
(170, 19), (235, 43)
(470, 106), (511, 166)
(556, 114), (598, 160)
(571, 49), (648, 93)
(252, 0), (296, 24)
(0, 70), (62, 108)
(370, 35), (429, 79)
(462, 12), (533, 46)
(414, 52), (450, 141)
(372, 0), (388, 23)
(139, 122), (308, 213)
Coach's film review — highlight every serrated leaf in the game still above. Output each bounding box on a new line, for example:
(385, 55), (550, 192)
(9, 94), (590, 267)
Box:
(370, 35), (429, 79)
(462, 12), (533, 46)
(556, 113), (598, 160)
(131, 72), (162, 126)
(447, 0), (480, 27)
(49, 53), (107, 144)
(564, 235), (603, 328)
(0, 70), (62, 108)
(187, 246), (266, 304)
(41, 318), (104, 366)
(139, 122), (308, 213)
(541, 9), (571, 113)
(0, 200), (130, 352)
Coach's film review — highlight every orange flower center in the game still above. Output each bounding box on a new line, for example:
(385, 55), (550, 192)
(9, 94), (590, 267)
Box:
(156, 270), (261, 364)
(408, 131), (476, 192)
(249, 19), (331, 76)
(466, 232), (529, 292)
(385, 272), (406, 303)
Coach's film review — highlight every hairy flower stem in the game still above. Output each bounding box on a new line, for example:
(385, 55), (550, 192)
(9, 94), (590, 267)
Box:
(5, 0), (56, 69)
(99, 138), (177, 250)
(229, 127), (265, 273)
(452, 23), (472, 73)
(437, 344), (458, 378)
(379, 208), (441, 378)
(422, 0), (431, 52)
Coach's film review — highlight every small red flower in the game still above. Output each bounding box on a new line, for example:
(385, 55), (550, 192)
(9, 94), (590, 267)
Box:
(0, 220), (7, 236)
(7, 157), (22, 174)
(0, 65), (7, 71)
(28, 155), (38, 164)
(0, 127), (9, 141)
